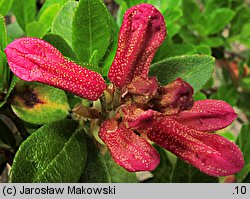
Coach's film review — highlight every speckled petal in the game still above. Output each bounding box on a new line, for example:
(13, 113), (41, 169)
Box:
(170, 99), (237, 132)
(126, 76), (159, 105)
(154, 78), (194, 115)
(99, 119), (160, 172)
(147, 116), (244, 176)
(121, 103), (158, 129)
(4, 37), (106, 101)
(108, 4), (166, 88)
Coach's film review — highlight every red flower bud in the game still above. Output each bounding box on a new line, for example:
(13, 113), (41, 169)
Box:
(5, 38), (106, 101)
(108, 4), (166, 88)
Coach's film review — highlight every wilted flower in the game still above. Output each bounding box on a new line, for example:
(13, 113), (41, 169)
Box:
(5, 4), (244, 177)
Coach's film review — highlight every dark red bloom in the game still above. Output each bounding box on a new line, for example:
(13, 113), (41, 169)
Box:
(4, 4), (244, 177)
(99, 4), (244, 176)
(5, 38), (106, 101)
(108, 4), (166, 88)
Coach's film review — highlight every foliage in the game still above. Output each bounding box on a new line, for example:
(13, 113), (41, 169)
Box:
(0, 0), (249, 183)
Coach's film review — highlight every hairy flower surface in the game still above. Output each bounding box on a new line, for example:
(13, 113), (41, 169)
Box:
(4, 3), (244, 177)
(5, 38), (106, 100)
(100, 4), (244, 176)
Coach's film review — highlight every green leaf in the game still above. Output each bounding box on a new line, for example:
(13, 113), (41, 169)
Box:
(89, 50), (99, 66)
(72, 0), (111, 64)
(158, 43), (196, 60)
(43, 33), (77, 60)
(11, 81), (70, 125)
(195, 45), (212, 55)
(0, 0), (13, 15)
(206, 8), (235, 35)
(203, 37), (224, 48)
(145, 146), (173, 183)
(238, 92), (250, 116)
(52, 1), (78, 48)
(12, 0), (36, 32)
(0, 15), (7, 51)
(242, 172), (250, 182)
(38, 3), (61, 32)
(230, 5), (250, 36)
(220, 131), (236, 142)
(0, 76), (19, 108)
(150, 55), (215, 93)
(182, 0), (201, 24)
(193, 91), (207, 101)
(116, 3), (127, 27)
(101, 16), (119, 76)
(10, 119), (87, 182)
(79, 137), (110, 183)
(171, 158), (219, 182)
(204, 0), (229, 15)
(179, 26), (197, 43)
(164, 7), (182, 26)
(0, 118), (16, 149)
(26, 21), (48, 38)
(104, 152), (138, 182)
(210, 84), (238, 106)
(0, 50), (9, 93)
(236, 123), (250, 182)
(6, 22), (24, 41)
(37, 0), (69, 18)
(147, 0), (168, 13)
(80, 137), (137, 182)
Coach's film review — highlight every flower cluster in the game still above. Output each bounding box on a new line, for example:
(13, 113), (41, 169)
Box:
(5, 4), (244, 177)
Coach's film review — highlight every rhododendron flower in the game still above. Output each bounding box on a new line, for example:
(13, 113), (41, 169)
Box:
(4, 4), (244, 177)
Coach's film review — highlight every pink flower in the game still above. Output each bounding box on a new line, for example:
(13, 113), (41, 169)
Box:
(4, 38), (106, 101)
(5, 4), (244, 177)
(100, 4), (244, 176)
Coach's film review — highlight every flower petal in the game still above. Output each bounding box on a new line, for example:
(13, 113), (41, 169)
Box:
(126, 76), (159, 105)
(147, 116), (244, 176)
(108, 4), (166, 88)
(121, 103), (158, 129)
(99, 119), (160, 172)
(5, 37), (106, 101)
(154, 78), (194, 115)
(171, 99), (237, 132)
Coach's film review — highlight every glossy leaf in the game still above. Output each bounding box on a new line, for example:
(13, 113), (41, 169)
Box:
(150, 55), (215, 93)
(206, 8), (235, 35)
(37, 0), (69, 18)
(171, 158), (219, 182)
(12, 0), (36, 32)
(145, 146), (173, 183)
(11, 81), (70, 125)
(52, 1), (78, 47)
(72, 0), (111, 63)
(0, 50), (8, 93)
(104, 152), (138, 183)
(210, 84), (238, 106)
(80, 137), (110, 182)
(38, 3), (61, 32)
(10, 120), (87, 182)
(236, 124), (250, 182)
(0, 15), (7, 51)
(80, 136), (137, 182)
(182, 0), (201, 24)
(0, 0), (13, 15)
(26, 21), (48, 38)
(43, 33), (77, 60)
(6, 22), (24, 41)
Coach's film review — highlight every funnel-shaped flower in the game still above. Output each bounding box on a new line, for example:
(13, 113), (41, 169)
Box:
(99, 4), (244, 176)
(108, 4), (166, 88)
(5, 38), (106, 100)
(4, 3), (244, 177)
